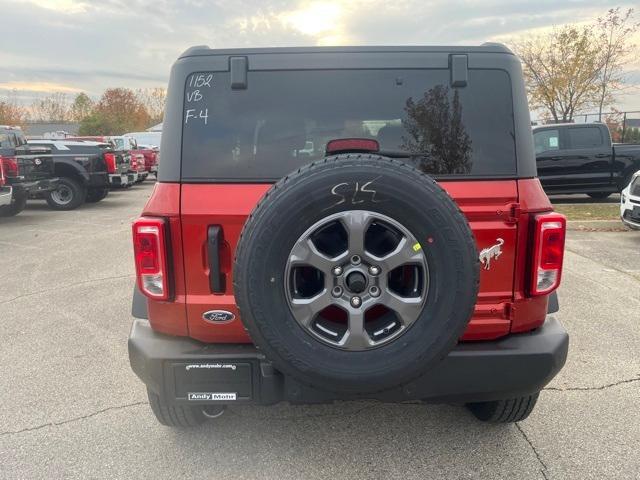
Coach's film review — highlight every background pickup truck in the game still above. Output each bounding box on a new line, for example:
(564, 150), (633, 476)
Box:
(533, 122), (640, 199)
(1, 127), (58, 216)
(28, 140), (111, 209)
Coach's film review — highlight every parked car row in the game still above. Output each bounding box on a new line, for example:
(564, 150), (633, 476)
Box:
(0, 126), (160, 217)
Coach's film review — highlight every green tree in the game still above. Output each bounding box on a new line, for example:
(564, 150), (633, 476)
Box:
(70, 92), (94, 122)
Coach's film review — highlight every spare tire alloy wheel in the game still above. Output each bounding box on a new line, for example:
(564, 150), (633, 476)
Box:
(234, 155), (479, 394)
(285, 210), (428, 351)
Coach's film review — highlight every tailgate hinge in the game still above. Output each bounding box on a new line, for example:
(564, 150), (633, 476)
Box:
(504, 302), (515, 320)
(506, 202), (521, 224)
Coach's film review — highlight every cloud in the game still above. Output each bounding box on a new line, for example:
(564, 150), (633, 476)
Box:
(1, 0), (639, 109)
(0, 81), (82, 93)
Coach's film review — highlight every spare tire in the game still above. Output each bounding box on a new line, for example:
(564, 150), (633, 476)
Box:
(234, 154), (479, 393)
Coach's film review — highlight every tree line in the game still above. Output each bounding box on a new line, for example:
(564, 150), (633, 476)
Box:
(0, 87), (166, 135)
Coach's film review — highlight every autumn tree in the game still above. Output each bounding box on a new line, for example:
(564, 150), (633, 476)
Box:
(79, 88), (150, 135)
(511, 8), (639, 122)
(0, 92), (28, 126)
(136, 88), (166, 125)
(70, 92), (94, 122)
(512, 26), (603, 122)
(31, 92), (70, 122)
(594, 8), (639, 119)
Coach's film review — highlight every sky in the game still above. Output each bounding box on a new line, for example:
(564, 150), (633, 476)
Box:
(1, 0), (639, 113)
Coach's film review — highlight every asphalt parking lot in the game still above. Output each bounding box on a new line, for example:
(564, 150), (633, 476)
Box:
(1, 183), (639, 480)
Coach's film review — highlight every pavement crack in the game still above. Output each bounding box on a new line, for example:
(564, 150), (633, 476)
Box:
(0, 274), (135, 305)
(544, 376), (640, 392)
(0, 401), (148, 437)
(516, 422), (548, 478)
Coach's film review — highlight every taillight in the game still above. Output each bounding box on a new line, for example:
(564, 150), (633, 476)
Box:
(0, 156), (19, 177)
(0, 156), (5, 187)
(104, 153), (116, 174)
(530, 212), (566, 296)
(133, 217), (170, 300)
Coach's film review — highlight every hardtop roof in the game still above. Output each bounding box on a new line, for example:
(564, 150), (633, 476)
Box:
(179, 43), (513, 59)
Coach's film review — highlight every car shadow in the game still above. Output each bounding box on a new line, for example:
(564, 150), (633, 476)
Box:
(154, 401), (532, 477)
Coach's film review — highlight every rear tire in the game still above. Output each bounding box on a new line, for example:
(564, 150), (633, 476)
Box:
(147, 389), (207, 427)
(46, 177), (86, 210)
(86, 187), (109, 203)
(467, 393), (539, 423)
(587, 192), (611, 200)
(0, 190), (27, 217)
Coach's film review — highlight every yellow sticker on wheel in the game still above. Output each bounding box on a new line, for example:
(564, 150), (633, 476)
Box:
(412, 242), (422, 252)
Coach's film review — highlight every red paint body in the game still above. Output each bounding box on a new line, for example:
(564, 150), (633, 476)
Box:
(142, 178), (554, 343)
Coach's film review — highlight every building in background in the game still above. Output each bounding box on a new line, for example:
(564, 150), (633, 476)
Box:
(23, 122), (80, 139)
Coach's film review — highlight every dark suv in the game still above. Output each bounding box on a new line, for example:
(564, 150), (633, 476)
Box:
(128, 45), (569, 427)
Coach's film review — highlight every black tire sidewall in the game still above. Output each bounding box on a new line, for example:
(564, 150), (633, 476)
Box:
(0, 190), (27, 217)
(234, 155), (479, 393)
(46, 177), (86, 210)
(86, 187), (109, 203)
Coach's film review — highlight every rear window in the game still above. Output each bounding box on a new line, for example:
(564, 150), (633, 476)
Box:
(567, 127), (603, 149)
(181, 69), (516, 181)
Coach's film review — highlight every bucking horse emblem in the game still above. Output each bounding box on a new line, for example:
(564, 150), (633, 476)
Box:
(479, 238), (504, 270)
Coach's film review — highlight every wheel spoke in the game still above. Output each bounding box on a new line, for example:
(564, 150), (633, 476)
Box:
(289, 238), (334, 272)
(340, 310), (372, 350)
(342, 211), (372, 256)
(373, 237), (425, 272)
(289, 290), (332, 327)
(380, 289), (424, 327)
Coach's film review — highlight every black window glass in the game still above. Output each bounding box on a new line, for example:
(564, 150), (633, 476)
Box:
(533, 129), (560, 154)
(568, 127), (603, 149)
(181, 69), (516, 180)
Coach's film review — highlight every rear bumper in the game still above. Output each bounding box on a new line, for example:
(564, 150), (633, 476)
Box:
(129, 316), (569, 406)
(620, 197), (640, 229)
(17, 178), (59, 195)
(0, 186), (12, 207)
(109, 173), (130, 187)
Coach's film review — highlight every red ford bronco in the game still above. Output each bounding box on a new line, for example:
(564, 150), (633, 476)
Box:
(129, 45), (569, 427)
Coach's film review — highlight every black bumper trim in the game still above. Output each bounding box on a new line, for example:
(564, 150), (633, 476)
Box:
(13, 178), (59, 194)
(129, 317), (569, 405)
